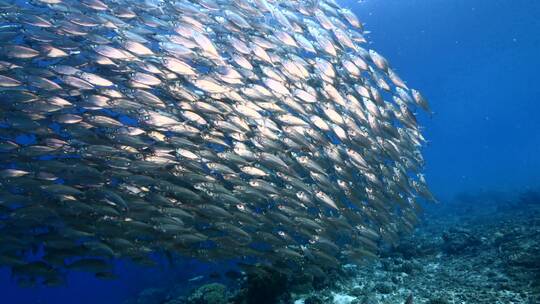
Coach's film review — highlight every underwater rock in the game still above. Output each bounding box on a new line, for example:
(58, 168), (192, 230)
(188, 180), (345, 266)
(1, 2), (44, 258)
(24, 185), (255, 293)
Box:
(357, 295), (378, 304)
(397, 260), (415, 274)
(379, 257), (421, 275)
(390, 241), (420, 259)
(288, 271), (317, 294)
(290, 281), (314, 295)
(309, 269), (331, 290)
(331, 293), (356, 304)
(349, 286), (366, 297)
(303, 295), (324, 304)
(518, 190), (540, 206)
(164, 299), (185, 304)
(398, 260), (422, 275)
(286, 190), (540, 304)
(390, 237), (440, 259)
(442, 228), (482, 254)
(373, 282), (394, 294)
(426, 297), (449, 304)
(233, 267), (289, 304)
(506, 247), (540, 269)
(187, 283), (229, 304)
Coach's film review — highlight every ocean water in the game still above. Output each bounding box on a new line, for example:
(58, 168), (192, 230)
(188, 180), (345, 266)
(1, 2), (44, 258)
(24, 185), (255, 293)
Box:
(0, 0), (539, 304)
(350, 0), (540, 201)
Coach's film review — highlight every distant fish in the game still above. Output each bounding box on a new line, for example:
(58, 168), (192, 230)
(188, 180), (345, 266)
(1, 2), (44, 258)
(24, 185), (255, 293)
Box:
(188, 275), (204, 282)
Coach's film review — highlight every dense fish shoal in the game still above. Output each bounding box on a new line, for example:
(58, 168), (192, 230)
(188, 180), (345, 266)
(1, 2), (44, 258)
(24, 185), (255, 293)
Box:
(0, 0), (434, 286)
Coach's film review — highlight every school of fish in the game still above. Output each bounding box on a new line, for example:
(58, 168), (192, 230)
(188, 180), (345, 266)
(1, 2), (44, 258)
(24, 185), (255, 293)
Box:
(0, 0), (435, 286)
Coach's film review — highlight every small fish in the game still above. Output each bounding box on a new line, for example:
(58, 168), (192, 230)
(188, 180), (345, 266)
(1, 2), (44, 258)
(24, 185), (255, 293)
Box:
(2, 45), (40, 59)
(188, 275), (204, 282)
(0, 75), (21, 87)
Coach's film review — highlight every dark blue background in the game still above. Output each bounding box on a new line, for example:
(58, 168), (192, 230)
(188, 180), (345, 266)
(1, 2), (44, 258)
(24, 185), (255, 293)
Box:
(2, 0), (540, 303)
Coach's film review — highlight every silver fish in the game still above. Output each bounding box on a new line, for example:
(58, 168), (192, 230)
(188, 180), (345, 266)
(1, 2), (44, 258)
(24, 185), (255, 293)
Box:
(0, 0), (434, 284)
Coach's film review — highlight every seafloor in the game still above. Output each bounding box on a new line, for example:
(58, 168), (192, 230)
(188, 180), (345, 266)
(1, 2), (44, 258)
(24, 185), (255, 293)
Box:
(129, 190), (540, 304)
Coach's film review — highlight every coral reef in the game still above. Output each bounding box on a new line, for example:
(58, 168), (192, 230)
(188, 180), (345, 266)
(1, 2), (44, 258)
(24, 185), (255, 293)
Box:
(186, 283), (229, 304)
(441, 227), (482, 254)
(129, 190), (540, 304)
(291, 190), (540, 304)
(231, 266), (289, 304)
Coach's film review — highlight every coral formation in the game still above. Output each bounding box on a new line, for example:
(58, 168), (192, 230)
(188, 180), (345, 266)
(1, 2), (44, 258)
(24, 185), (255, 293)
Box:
(186, 283), (228, 304)
(129, 189), (540, 304)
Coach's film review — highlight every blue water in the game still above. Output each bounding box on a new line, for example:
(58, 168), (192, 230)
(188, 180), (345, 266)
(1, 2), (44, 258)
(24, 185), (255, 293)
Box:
(348, 0), (540, 201)
(1, 0), (540, 303)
